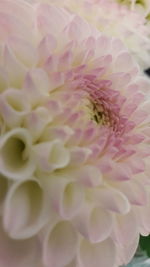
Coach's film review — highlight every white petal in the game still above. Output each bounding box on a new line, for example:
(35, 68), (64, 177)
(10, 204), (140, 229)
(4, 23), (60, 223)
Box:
(73, 205), (113, 243)
(36, 4), (70, 37)
(0, 128), (35, 180)
(74, 165), (103, 187)
(79, 238), (116, 267)
(0, 88), (30, 128)
(112, 211), (138, 246)
(116, 235), (139, 266)
(0, 219), (41, 267)
(34, 140), (70, 172)
(90, 187), (130, 214)
(24, 107), (53, 142)
(41, 125), (74, 144)
(116, 180), (148, 206)
(69, 147), (92, 166)
(38, 34), (57, 64)
(3, 178), (49, 239)
(43, 221), (78, 267)
(3, 45), (27, 88)
(23, 68), (50, 106)
(7, 36), (38, 67)
(43, 175), (84, 219)
(114, 52), (136, 72)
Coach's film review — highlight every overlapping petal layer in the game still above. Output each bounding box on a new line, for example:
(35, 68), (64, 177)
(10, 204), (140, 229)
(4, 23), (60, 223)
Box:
(31, 0), (150, 68)
(0, 1), (150, 267)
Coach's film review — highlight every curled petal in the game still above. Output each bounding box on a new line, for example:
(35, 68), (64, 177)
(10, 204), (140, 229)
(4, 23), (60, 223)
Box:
(43, 176), (84, 219)
(3, 178), (50, 239)
(0, 174), (8, 209)
(34, 140), (70, 172)
(0, 128), (35, 180)
(0, 88), (30, 127)
(41, 125), (74, 144)
(89, 187), (130, 214)
(73, 205), (113, 243)
(43, 221), (78, 267)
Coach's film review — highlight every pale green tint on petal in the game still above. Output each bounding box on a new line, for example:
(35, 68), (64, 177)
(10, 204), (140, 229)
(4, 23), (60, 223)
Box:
(3, 178), (50, 239)
(79, 238), (116, 267)
(0, 128), (35, 180)
(43, 221), (78, 267)
(0, 174), (8, 207)
(0, 67), (8, 93)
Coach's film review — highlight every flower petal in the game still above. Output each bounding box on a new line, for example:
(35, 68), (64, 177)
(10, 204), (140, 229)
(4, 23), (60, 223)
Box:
(3, 178), (49, 239)
(73, 205), (113, 243)
(0, 128), (35, 180)
(79, 238), (116, 267)
(0, 219), (41, 267)
(34, 140), (70, 172)
(89, 187), (130, 214)
(43, 221), (78, 267)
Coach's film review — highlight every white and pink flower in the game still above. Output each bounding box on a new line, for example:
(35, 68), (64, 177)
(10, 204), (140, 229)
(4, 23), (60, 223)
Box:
(0, 0), (150, 267)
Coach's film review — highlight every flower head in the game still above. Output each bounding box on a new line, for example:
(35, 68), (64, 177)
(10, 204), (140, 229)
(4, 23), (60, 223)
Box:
(0, 1), (150, 267)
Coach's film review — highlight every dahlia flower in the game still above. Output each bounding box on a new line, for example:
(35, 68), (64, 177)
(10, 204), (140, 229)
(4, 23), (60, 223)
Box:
(0, 0), (150, 267)
(31, 0), (150, 69)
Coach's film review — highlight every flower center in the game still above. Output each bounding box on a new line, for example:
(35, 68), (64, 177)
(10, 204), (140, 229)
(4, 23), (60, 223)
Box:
(77, 76), (126, 135)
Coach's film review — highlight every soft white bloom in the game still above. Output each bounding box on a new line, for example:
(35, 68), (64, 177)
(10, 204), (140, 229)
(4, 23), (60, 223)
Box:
(0, 1), (149, 267)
